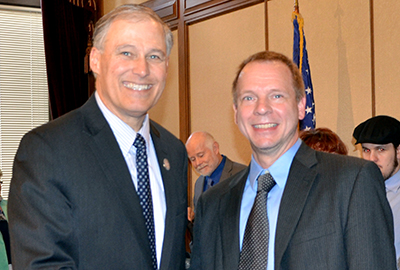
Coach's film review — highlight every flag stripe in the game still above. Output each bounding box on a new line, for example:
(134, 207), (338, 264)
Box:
(292, 12), (316, 131)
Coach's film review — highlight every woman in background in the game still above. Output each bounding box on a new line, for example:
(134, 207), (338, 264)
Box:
(300, 127), (348, 155)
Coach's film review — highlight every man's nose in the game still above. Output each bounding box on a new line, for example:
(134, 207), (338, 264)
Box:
(366, 151), (379, 163)
(132, 57), (150, 77)
(255, 99), (272, 115)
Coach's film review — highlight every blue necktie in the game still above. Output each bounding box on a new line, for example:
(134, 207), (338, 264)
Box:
(134, 133), (157, 270)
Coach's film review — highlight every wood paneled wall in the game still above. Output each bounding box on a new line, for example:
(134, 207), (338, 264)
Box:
(101, 0), (400, 203)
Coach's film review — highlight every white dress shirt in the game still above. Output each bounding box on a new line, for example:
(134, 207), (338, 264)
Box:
(95, 92), (166, 268)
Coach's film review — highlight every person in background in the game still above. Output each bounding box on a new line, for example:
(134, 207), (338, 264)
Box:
(9, 4), (188, 270)
(0, 170), (11, 270)
(353, 115), (400, 268)
(186, 131), (246, 210)
(190, 51), (396, 270)
(299, 127), (348, 155)
(185, 131), (246, 256)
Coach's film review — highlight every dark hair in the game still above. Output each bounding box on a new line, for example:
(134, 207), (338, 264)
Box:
(300, 127), (348, 155)
(232, 51), (305, 107)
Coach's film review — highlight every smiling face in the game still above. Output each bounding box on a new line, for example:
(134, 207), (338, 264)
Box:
(233, 60), (306, 167)
(186, 132), (222, 176)
(90, 17), (168, 131)
(361, 143), (400, 180)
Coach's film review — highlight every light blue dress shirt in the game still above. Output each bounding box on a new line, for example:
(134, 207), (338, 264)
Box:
(385, 168), (400, 268)
(239, 139), (301, 270)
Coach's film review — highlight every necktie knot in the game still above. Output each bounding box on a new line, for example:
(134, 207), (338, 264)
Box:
(206, 177), (214, 190)
(258, 172), (276, 193)
(134, 133), (146, 150)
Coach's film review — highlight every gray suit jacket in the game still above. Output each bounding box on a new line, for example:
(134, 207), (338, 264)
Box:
(193, 157), (246, 209)
(190, 143), (396, 270)
(9, 96), (188, 270)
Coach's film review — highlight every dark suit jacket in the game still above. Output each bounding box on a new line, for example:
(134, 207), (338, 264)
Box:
(190, 143), (396, 270)
(193, 157), (246, 208)
(9, 96), (188, 270)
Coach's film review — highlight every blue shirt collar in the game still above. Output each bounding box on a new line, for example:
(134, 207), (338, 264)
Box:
(209, 155), (226, 183)
(386, 167), (400, 193)
(248, 139), (302, 191)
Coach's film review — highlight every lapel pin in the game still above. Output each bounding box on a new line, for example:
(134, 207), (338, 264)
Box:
(163, 158), (170, 171)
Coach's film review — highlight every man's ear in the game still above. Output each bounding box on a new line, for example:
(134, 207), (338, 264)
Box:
(298, 95), (306, 120)
(396, 144), (400, 160)
(213, 141), (220, 154)
(233, 104), (238, 125)
(90, 47), (101, 75)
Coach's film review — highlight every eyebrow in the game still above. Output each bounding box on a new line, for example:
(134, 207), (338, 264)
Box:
(116, 45), (166, 57)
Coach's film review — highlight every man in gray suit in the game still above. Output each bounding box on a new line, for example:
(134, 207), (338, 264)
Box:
(190, 51), (396, 269)
(186, 131), (246, 210)
(9, 4), (187, 270)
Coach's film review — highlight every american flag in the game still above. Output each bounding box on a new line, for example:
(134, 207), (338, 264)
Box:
(292, 5), (316, 130)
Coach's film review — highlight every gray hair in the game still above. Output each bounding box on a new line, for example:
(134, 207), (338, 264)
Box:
(92, 4), (173, 56)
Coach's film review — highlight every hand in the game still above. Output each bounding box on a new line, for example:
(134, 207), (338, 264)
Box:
(187, 207), (195, 222)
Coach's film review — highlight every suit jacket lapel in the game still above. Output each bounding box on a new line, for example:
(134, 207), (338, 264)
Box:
(220, 157), (234, 181)
(220, 168), (249, 269)
(150, 122), (184, 269)
(274, 143), (318, 269)
(81, 96), (152, 263)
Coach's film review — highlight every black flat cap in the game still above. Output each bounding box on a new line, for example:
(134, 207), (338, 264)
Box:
(353, 115), (400, 146)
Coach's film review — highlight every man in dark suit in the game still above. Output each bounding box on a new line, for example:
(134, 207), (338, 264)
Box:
(9, 4), (188, 270)
(353, 115), (400, 267)
(186, 131), (246, 210)
(190, 51), (396, 270)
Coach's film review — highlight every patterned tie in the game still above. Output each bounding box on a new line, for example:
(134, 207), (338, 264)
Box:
(134, 133), (157, 270)
(238, 172), (276, 270)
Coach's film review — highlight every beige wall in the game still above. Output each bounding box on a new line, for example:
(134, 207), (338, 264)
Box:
(149, 30), (180, 138)
(374, 0), (400, 119)
(269, 1), (372, 157)
(268, 0), (400, 157)
(101, 0), (400, 199)
(188, 4), (264, 197)
(189, 4), (264, 166)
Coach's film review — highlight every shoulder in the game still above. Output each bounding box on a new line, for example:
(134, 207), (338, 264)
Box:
(150, 120), (187, 162)
(296, 142), (371, 170)
(203, 167), (248, 200)
(294, 143), (382, 185)
(24, 96), (101, 141)
(224, 156), (247, 171)
(314, 150), (375, 171)
(150, 120), (183, 146)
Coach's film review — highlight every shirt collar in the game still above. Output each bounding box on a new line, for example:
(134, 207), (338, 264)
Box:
(208, 155), (226, 181)
(248, 139), (302, 191)
(95, 91), (151, 156)
(386, 168), (400, 193)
